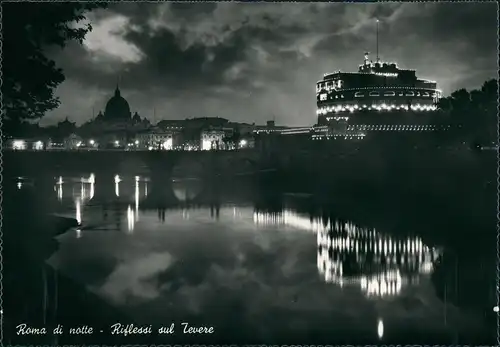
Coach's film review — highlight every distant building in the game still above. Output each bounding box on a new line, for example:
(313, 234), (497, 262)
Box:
(201, 129), (225, 150)
(77, 85), (151, 147)
(104, 86), (131, 121)
(135, 128), (176, 150)
(253, 120), (287, 135)
(64, 133), (83, 150)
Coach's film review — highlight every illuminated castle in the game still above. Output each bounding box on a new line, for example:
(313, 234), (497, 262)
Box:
(315, 20), (442, 136)
(316, 53), (441, 119)
(253, 209), (440, 298)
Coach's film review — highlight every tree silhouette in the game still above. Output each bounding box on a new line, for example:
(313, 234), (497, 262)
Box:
(436, 79), (498, 145)
(2, 3), (106, 125)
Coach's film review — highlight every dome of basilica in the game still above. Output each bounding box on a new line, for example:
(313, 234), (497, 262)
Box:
(104, 87), (131, 120)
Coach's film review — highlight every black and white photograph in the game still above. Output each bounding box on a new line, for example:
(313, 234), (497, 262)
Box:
(2, 1), (498, 345)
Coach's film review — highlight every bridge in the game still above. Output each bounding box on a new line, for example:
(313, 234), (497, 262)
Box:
(3, 149), (271, 178)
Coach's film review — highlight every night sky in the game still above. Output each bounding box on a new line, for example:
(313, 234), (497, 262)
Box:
(42, 2), (498, 126)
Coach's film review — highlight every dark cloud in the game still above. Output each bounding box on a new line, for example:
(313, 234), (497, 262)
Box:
(168, 2), (218, 19)
(41, 2), (497, 126)
(122, 25), (248, 91)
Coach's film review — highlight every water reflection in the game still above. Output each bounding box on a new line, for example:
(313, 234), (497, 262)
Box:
(172, 178), (202, 202)
(56, 176), (63, 201)
(54, 174), (149, 234)
(14, 176), (35, 191)
(6, 172), (495, 344)
(377, 318), (384, 339)
(253, 210), (440, 298)
(114, 175), (121, 197)
(75, 199), (81, 225)
(127, 205), (135, 233)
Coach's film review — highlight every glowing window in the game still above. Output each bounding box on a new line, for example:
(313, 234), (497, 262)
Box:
(320, 93), (327, 101)
(383, 91), (395, 96)
(354, 92), (365, 98)
(423, 92), (430, 97)
(405, 91), (415, 96)
(369, 91), (380, 97)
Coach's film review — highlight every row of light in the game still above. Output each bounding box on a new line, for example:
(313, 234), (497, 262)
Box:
(201, 139), (248, 151)
(281, 127), (315, 134)
(346, 125), (437, 131)
(56, 174), (95, 202)
(312, 134), (366, 140)
(12, 138), (177, 151)
(317, 227), (434, 256)
(374, 72), (398, 77)
(317, 242), (436, 297)
(317, 85), (440, 93)
(320, 91), (435, 99)
(56, 174), (147, 201)
(11, 140), (42, 150)
(253, 210), (438, 298)
(318, 256), (405, 296)
(317, 103), (437, 115)
(253, 211), (436, 256)
(327, 116), (349, 122)
(360, 271), (404, 297)
(254, 129), (280, 134)
(359, 61), (399, 68)
(355, 91), (432, 98)
(69, 175), (147, 236)
(323, 64), (399, 78)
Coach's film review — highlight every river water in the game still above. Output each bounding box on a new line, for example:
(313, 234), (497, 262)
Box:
(3, 170), (497, 345)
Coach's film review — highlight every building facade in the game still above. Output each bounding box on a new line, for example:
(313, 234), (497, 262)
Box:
(135, 129), (176, 150)
(316, 53), (443, 137)
(200, 129), (225, 150)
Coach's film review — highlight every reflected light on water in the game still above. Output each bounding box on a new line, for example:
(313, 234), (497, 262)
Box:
(55, 175), (95, 202)
(254, 210), (440, 299)
(135, 180), (140, 220)
(76, 228), (82, 239)
(114, 175), (121, 197)
(127, 205), (135, 233)
(77, 175), (95, 203)
(56, 176), (63, 201)
(75, 199), (81, 225)
(89, 173), (95, 200)
(377, 318), (384, 339)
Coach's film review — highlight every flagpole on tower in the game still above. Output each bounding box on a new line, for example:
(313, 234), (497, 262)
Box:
(376, 19), (380, 63)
